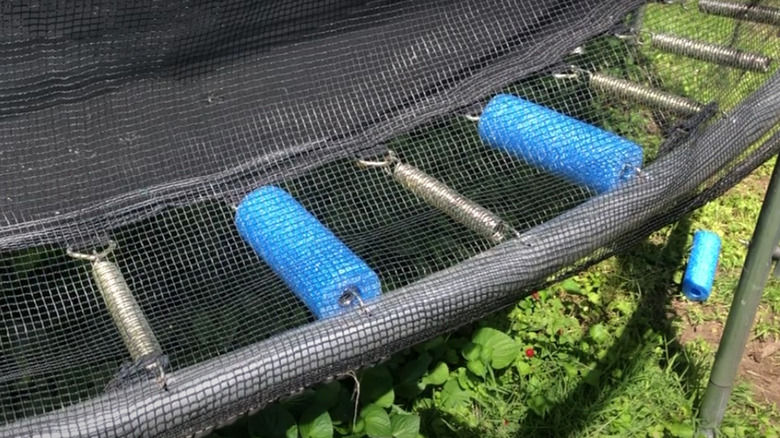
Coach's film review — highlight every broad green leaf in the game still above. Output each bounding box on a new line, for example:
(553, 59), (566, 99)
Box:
(610, 300), (633, 316)
(439, 379), (471, 410)
(299, 406), (333, 438)
(444, 347), (460, 365)
(648, 424), (666, 438)
(397, 353), (431, 385)
(665, 422), (694, 438)
(461, 342), (481, 362)
(583, 368), (601, 387)
(515, 360), (532, 376)
(390, 413), (420, 438)
(431, 417), (450, 436)
(588, 324), (610, 344)
(360, 366), (395, 408)
(562, 362), (579, 378)
(471, 327), (504, 346)
(332, 423), (352, 435)
(527, 394), (549, 417)
(353, 418), (366, 434)
(466, 359), (487, 377)
(328, 386), (355, 424)
(488, 338), (520, 369)
(479, 343), (494, 364)
(412, 397), (433, 411)
(471, 328), (520, 369)
(361, 405), (392, 438)
(560, 278), (581, 294)
(280, 389), (317, 418)
(420, 362), (449, 387)
(248, 404), (297, 438)
(415, 336), (445, 353)
(395, 353), (432, 398)
(517, 299), (533, 311)
(314, 381), (342, 410)
(456, 367), (473, 390)
(397, 385), (423, 401)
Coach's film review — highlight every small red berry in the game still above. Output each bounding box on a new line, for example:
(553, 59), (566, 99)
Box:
(525, 348), (535, 358)
(530, 291), (540, 300)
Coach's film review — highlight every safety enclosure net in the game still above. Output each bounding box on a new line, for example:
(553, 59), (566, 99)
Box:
(1, 1), (780, 437)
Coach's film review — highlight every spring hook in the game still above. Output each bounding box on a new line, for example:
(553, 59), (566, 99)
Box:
(338, 287), (370, 316)
(588, 72), (706, 116)
(552, 64), (591, 81)
(658, 0), (689, 9)
(650, 32), (772, 72)
(614, 28), (655, 46)
(68, 241), (168, 391)
(358, 152), (518, 243)
(698, 0), (780, 27)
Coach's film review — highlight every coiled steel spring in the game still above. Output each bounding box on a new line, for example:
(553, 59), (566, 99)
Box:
(68, 241), (168, 390)
(589, 72), (705, 116)
(358, 153), (518, 244)
(699, 0), (780, 27)
(650, 32), (772, 72)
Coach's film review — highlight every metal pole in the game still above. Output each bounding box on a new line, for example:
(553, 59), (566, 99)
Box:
(773, 254), (780, 278)
(698, 156), (780, 437)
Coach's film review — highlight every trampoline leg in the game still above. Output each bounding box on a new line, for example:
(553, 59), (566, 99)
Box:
(773, 246), (780, 277)
(697, 156), (780, 437)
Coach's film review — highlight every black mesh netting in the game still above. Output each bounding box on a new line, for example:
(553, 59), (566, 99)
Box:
(1, 1), (780, 437)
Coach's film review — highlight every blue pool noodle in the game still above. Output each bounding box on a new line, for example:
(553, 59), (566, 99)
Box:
(477, 94), (644, 194)
(235, 186), (381, 319)
(683, 230), (722, 302)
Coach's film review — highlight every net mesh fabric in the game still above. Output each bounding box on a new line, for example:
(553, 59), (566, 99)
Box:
(1, 1), (780, 437)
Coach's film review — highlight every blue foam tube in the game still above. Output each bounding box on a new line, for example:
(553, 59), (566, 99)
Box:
(683, 230), (722, 302)
(477, 94), (645, 194)
(235, 186), (381, 319)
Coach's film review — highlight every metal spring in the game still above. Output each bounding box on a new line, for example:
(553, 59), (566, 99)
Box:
(650, 32), (772, 72)
(699, 0), (780, 27)
(357, 154), (517, 243)
(68, 242), (167, 389)
(589, 72), (705, 116)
